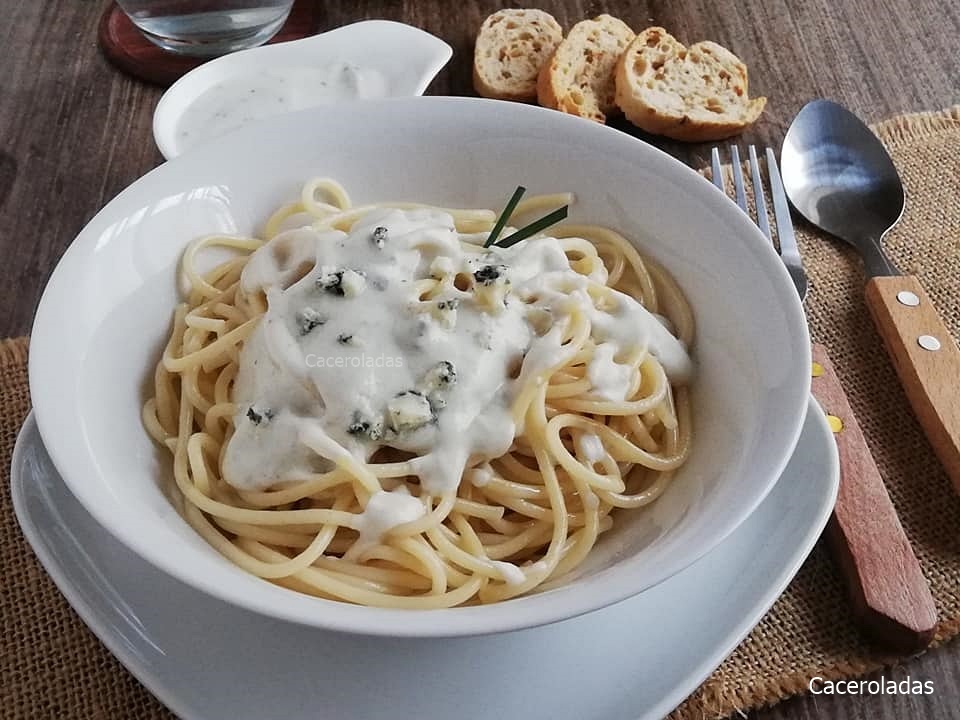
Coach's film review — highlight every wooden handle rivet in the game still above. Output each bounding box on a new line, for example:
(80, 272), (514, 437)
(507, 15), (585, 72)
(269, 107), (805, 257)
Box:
(826, 414), (844, 433)
(918, 335), (942, 351)
(812, 362), (825, 377)
(897, 290), (921, 306)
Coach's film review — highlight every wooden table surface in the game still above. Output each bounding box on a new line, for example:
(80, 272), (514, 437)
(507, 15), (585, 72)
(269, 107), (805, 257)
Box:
(1, 1), (958, 718)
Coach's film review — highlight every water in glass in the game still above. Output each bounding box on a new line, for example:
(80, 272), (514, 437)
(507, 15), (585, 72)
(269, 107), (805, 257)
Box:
(116, 0), (295, 57)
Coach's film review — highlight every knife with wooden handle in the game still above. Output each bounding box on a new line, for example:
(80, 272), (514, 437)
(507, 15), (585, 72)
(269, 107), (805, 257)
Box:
(811, 344), (938, 653)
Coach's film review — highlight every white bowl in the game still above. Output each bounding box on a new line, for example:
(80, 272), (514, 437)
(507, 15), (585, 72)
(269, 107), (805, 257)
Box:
(153, 20), (452, 160)
(30, 97), (811, 637)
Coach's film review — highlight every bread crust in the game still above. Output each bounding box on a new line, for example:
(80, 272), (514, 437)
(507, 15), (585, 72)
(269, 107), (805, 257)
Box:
(615, 27), (766, 141)
(536, 14), (635, 123)
(473, 9), (563, 102)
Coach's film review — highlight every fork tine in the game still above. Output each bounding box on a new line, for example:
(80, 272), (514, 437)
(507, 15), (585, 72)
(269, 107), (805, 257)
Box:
(710, 147), (725, 193)
(766, 147), (809, 299)
(766, 148), (799, 258)
(728, 145), (748, 213)
(748, 145), (772, 241)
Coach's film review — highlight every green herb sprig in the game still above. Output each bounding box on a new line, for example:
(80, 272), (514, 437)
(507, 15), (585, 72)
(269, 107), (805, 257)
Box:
(484, 185), (526, 247)
(483, 185), (569, 249)
(496, 206), (569, 248)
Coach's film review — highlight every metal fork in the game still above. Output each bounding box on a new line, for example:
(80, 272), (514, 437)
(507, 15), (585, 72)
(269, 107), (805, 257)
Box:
(710, 145), (809, 299)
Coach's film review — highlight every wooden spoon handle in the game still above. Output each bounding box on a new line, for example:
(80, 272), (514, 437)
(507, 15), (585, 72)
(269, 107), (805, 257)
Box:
(865, 275), (960, 494)
(811, 345), (937, 652)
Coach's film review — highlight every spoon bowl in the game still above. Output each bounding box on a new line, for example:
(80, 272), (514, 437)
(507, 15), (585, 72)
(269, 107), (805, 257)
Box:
(782, 99), (904, 274)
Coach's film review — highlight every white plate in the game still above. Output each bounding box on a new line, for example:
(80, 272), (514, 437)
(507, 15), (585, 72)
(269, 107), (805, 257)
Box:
(12, 400), (838, 720)
(30, 97), (812, 635)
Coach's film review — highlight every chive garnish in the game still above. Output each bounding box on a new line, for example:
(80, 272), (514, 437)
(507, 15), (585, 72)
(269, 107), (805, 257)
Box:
(484, 185), (526, 247)
(496, 206), (569, 248)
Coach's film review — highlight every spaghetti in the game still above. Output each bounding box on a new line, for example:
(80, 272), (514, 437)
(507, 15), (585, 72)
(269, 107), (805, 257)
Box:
(143, 180), (694, 608)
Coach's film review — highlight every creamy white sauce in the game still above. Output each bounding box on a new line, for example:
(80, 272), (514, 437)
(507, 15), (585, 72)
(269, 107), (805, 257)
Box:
(220, 207), (693, 546)
(586, 343), (634, 401)
(176, 64), (387, 152)
(489, 560), (526, 585)
(590, 294), (693, 382)
(574, 432), (604, 510)
(582, 491), (600, 510)
(465, 464), (494, 488)
(346, 488), (425, 560)
(576, 432), (606, 465)
(528, 560), (549, 574)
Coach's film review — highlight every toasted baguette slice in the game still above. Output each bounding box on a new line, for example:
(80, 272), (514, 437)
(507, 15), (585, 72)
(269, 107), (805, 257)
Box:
(615, 27), (766, 141)
(537, 14), (635, 123)
(473, 9), (563, 102)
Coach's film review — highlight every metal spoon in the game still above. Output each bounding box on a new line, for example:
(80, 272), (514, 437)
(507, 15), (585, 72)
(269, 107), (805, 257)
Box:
(782, 99), (960, 494)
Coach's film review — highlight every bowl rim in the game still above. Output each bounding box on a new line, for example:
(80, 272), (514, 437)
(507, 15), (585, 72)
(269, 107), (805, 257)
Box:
(30, 96), (811, 637)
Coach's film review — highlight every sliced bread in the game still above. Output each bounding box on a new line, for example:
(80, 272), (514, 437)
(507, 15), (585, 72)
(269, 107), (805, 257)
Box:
(536, 14), (635, 123)
(473, 9), (564, 102)
(615, 27), (766, 141)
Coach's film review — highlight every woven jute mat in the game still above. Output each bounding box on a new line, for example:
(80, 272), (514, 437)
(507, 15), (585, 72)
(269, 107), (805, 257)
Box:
(2, 107), (959, 720)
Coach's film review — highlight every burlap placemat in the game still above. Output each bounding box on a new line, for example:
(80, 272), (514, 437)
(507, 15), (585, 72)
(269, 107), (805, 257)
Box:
(1, 107), (959, 720)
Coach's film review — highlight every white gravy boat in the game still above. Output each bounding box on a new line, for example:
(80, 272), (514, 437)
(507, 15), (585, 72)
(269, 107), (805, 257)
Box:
(153, 20), (452, 160)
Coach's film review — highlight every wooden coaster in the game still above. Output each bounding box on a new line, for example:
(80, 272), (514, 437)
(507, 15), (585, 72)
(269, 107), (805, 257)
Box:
(97, 0), (321, 87)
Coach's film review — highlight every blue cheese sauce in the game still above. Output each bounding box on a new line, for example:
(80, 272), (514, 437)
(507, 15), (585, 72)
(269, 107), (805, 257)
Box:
(221, 208), (692, 539)
(176, 63), (387, 152)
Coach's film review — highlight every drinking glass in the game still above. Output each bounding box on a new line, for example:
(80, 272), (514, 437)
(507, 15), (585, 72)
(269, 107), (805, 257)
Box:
(115, 0), (295, 57)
